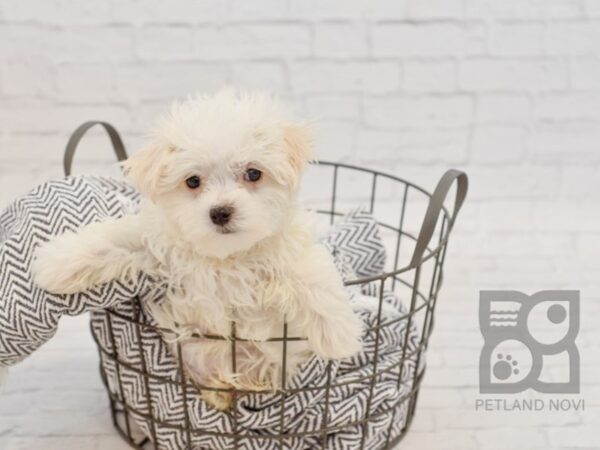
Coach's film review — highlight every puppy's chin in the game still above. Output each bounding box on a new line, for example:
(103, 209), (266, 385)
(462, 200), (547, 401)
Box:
(195, 229), (271, 259)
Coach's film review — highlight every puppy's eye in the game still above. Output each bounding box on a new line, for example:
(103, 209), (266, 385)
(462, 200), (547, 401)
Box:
(185, 176), (201, 189)
(244, 168), (262, 182)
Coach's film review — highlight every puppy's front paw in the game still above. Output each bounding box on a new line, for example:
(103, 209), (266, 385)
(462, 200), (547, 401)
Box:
(308, 313), (363, 360)
(32, 235), (98, 294)
(202, 389), (233, 411)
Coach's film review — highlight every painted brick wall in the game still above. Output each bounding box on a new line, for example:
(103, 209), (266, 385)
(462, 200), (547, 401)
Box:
(0, 1), (598, 449)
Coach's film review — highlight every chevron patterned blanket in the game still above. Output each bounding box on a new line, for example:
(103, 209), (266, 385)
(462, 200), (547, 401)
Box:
(0, 176), (420, 449)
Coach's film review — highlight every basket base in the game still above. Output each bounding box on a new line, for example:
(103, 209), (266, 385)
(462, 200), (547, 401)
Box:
(107, 379), (421, 450)
(110, 407), (413, 450)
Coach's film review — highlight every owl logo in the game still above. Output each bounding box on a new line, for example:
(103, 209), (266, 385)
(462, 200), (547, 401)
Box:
(479, 290), (580, 394)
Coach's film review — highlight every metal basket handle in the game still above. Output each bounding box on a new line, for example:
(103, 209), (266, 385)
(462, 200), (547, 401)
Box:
(63, 121), (129, 176)
(409, 169), (468, 268)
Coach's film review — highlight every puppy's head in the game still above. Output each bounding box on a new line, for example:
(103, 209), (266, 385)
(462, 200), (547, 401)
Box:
(123, 89), (313, 259)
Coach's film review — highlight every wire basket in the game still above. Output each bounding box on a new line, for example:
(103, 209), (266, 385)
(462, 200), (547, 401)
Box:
(64, 122), (468, 450)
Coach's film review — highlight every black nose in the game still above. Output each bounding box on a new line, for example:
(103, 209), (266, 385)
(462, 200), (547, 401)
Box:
(210, 206), (234, 226)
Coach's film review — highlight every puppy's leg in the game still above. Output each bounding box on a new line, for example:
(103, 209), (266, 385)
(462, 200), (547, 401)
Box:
(229, 342), (280, 391)
(293, 245), (363, 360)
(32, 215), (150, 294)
(179, 340), (235, 410)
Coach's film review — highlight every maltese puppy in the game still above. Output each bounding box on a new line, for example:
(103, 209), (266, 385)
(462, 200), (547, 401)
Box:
(33, 90), (363, 410)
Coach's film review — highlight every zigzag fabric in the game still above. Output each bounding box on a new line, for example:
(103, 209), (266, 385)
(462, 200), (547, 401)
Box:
(0, 176), (153, 367)
(0, 177), (422, 449)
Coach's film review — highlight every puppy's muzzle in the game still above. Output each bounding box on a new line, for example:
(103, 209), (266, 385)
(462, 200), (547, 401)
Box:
(210, 205), (234, 226)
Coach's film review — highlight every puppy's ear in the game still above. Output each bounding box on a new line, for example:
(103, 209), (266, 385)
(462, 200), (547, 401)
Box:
(282, 123), (314, 176)
(122, 143), (171, 200)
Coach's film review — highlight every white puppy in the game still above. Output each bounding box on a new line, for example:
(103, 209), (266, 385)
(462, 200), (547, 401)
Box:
(33, 90), (362, 410)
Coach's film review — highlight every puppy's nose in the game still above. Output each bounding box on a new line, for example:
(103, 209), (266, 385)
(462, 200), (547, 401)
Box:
(210, 205), (234, 226)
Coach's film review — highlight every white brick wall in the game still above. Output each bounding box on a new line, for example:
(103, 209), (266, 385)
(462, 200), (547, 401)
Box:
(0, 1), (598, 449)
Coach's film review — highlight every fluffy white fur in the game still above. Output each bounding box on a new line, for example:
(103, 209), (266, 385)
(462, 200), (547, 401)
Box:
(32, 89), (363, 410)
